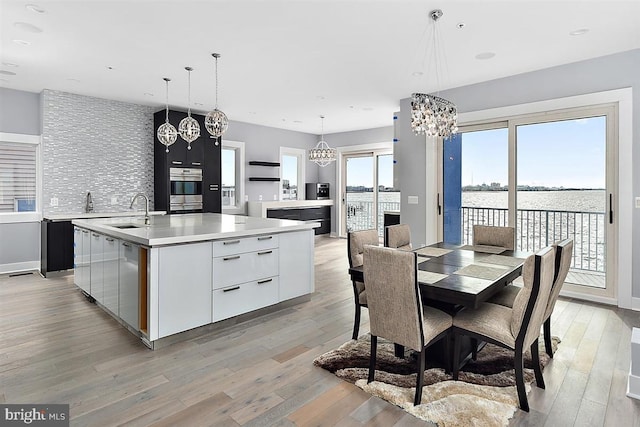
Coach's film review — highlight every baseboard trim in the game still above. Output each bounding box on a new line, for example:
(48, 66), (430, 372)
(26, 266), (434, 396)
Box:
(0, 261), (40, 275)
(559, 289), (617, 307)
(632, 297), (640, 312)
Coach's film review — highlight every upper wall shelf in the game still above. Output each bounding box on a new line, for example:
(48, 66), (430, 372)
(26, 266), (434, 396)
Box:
(249, 161), (280, 167)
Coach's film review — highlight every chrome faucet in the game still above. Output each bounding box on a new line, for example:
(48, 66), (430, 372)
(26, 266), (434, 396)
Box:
(129, 193), (150, 225)
(85, 192), (94, 213)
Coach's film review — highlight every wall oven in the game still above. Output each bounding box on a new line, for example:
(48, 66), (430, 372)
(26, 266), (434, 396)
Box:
(169, 167), (203, 213)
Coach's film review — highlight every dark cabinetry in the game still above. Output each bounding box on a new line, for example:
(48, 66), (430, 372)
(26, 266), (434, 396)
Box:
(267, 205), (331, 235)
(154, 110), (221, 213)
(40, 220), (74, 276)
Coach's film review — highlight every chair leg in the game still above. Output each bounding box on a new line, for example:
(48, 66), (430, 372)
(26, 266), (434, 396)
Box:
(452, 330), (461, 380)
(368, 335), (377, 383)
(352, 305), (361, 340)
(471, 338), (478, 360)
(414, 348), (426, 406)
(543, 317), (553, 358)
(530, 338), (546, 389)
(514, 346), (529, 412)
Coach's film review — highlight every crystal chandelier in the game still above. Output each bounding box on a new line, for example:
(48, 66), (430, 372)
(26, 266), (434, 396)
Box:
(411, 9), (458, 138)
(178, 66), (200, 149)
(205, 53), (228, 143)
(157, 78), (178, 153)
(308, 116), (337, 167)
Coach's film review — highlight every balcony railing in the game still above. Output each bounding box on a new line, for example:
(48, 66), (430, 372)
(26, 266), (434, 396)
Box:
(345, 195), (605, 274)
(462, 206), (606, 273)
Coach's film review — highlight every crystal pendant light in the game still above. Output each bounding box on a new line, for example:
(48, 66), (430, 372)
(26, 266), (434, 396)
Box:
(157, 78), (178, 153)
(308, 116), (337, 167)
(178, 66), (200, 149)
(410, 9), (458, 138)
(205, 53), (229, 143)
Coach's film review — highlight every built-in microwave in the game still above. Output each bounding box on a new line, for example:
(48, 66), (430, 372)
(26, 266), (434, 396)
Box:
(306, 183), (330, 200)
(169, 167), (203, 212)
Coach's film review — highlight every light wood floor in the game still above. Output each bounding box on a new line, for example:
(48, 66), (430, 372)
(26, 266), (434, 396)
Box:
(1, 236), (639, 426)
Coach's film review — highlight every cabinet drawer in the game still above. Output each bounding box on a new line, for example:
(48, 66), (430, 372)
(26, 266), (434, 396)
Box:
(213, 248), (279, 289)
(213, 234), (279, 257)
(213, 276), (279, 322)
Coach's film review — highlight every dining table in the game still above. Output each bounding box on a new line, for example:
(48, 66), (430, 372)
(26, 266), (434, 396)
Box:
(348, 241), (532, 369)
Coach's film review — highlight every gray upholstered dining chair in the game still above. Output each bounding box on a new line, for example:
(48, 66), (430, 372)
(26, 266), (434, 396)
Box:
(473, 225), (515, 250)
(363, 245), (452, 406)
(384, 223), (412, 250)
(451, 245), (556, 412)
(347, 229), (380, 340)
(488, 238), (573, 358)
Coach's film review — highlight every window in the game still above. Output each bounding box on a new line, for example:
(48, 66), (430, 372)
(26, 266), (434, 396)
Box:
(280, 147), (305, 200)
(0, 133), (40, 218)
(221, 140), (245, 214)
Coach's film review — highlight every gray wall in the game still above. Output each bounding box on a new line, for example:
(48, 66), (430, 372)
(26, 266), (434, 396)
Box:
(42, 90), (155, 215)
(395, 48), (640, 297)
(0, 88), (41, 269)
(223, 120), (319, 203)
(0, 87), (40, 135)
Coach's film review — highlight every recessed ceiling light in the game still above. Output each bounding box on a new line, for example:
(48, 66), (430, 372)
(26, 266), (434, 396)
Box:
(349, 106), (354, 109)
(293, 120), (302, 123)
(67, 78), (80, 83)
(25, 4), (45, 13)
(475, 52), (496, 60)
(13, 40), (31, 46)
(362, 107), (374, 111)
(248, 111), (257, 115)
(0, 70), (17, 76)
(2, 62), (19, 67)
(316, 96), (325, 100)
(412, 71), (424, 76)
(106, 66), (114, 70)
(569, 28), (589, 36)
(14, 22), (43, 33)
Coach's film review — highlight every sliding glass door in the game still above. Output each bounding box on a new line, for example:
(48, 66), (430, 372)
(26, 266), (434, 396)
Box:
(441, 105), (617, 300)
(342, 150), (396, 237)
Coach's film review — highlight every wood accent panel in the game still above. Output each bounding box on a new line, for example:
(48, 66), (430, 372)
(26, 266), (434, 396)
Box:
(139, 247), (148, 334)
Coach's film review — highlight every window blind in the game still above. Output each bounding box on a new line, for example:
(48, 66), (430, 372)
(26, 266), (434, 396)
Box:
(0, 142), (37, 212)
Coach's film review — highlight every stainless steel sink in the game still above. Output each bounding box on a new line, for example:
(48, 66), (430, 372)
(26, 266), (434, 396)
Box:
(110, 224), (143, 229)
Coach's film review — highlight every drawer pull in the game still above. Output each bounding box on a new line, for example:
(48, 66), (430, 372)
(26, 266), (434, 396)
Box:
(258, 250), (273, 256)
(191, 162), (201, 166)
(92, 233), (100, 237)
(257, 278), (272, 285)
(223, 286), (240, 293)
(122, 242), (131, 247)
(223, 240), (240, 245)
(223, 255), (240, 261)
(105, 238), (114, 242)
(82, 230), (89, 234)
(257, 236), (273, 241)
(171, 161), (183, 165)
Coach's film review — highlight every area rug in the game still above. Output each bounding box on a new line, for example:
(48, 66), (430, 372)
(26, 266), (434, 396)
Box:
(313, 335), (559, 427)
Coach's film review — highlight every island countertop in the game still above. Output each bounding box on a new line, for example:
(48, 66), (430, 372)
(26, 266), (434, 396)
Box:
(72, 213), (317, 247)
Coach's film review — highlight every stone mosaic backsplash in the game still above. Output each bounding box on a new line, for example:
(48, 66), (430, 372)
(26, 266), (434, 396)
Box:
(42, 90), (155, 216)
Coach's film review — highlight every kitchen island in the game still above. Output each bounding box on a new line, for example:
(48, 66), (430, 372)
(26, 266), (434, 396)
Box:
(72, 213), (316, 349)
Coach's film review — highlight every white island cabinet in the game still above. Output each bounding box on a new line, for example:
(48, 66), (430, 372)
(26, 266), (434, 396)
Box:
(72, 213), (316, 349)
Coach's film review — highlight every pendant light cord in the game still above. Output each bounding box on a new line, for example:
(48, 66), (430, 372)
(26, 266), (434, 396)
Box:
(164, 78), (170, 123)
(187, 68), (192, 116)
(215, 56), (219, 109)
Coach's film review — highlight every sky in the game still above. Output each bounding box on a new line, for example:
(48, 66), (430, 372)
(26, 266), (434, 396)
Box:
(461, 116), (606, 189)
(345, 154), (394, 188)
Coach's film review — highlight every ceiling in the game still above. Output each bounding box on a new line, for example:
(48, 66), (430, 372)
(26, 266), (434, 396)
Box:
(1, 1), (639, 134)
